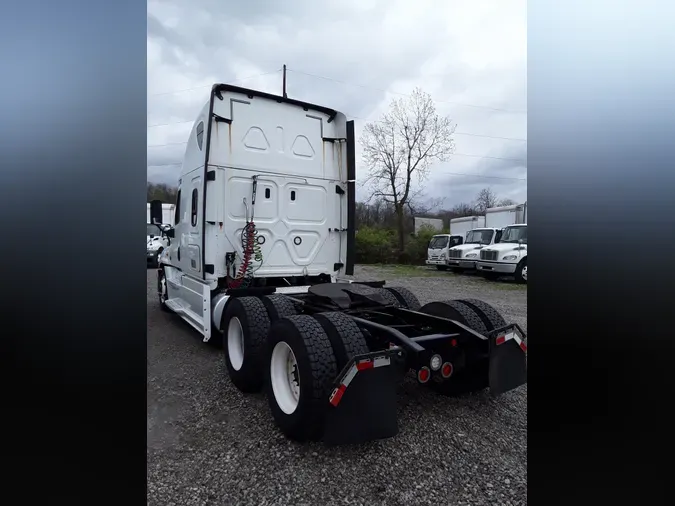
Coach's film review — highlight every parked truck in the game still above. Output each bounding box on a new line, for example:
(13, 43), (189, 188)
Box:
(484, 203), (526, 229)
(476, 223), (527, 283)
(414, 216), (444, 234)
(147, 202), (176, 225)
(450, 215), (486, 238)
(147, 201), (173, 267)
(425, 233), (464, 270)
(156, 83), (527, 444)
(445, 227), (503, 271)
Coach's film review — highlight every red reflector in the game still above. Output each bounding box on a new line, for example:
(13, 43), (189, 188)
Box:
(441, 362), (453, 378)
(450, 339), (458, 347)
(495, 335), (506, 346)
(356, 360), (373, 371)
(329, 384), (347, 407)
(418, 367), (430, 383)
(520, 341), (527, 352)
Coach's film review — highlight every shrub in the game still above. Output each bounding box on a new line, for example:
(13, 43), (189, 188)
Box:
(355, 227), (397, 264)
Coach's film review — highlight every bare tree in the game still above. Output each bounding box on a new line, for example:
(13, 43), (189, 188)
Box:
(497, 198), (516, 206)
(474, 187), (499, 214)
(360, 88), (456, 255)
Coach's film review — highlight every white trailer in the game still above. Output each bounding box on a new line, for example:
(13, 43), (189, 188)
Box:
(147, 202), (175, 225)
(414, 217), (443, 234)
(484, 204), (525, 229)
(450, 216), (485, 240)
(154, 83), (527, 444)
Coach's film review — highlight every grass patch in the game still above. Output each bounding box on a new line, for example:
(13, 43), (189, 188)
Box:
(363, 264), (528, 288)
(368, 264), (444, 277)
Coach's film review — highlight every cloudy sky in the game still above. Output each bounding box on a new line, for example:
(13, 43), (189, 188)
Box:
(147, 0), (526, 208)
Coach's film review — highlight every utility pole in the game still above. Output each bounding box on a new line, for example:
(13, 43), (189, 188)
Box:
(282, 64), (287, 98)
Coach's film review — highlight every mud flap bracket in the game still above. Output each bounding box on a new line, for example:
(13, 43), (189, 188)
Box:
(487, 324), (528, 396)
(323, 350), (405, 445)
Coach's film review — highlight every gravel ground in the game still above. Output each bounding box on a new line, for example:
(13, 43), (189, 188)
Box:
(147, 265), (527, 506)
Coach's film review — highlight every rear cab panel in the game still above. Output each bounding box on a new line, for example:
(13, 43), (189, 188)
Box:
(202, 85), (351, 282)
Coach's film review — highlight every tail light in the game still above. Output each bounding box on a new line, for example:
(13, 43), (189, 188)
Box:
(417, 367), (431, 384)
(441, 362), (453, 379)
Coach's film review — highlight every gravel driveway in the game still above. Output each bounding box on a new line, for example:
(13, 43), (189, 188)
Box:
(147, 265), (527, 506)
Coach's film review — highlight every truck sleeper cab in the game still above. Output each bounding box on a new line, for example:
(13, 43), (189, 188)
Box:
(446, 227), (502, 271)
(426, 234), (463, 270)
(476, 224), (527, 283)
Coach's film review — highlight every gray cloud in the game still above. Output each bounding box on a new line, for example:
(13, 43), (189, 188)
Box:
(148, 0), (527, 206)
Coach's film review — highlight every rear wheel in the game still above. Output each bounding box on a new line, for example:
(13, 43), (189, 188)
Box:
(222, 297), (271, 392)
(385, 286), (421, 311)
(419, 300), (490, 396)
(456, 299), (507, 332)
(374, 288), (401, 307)
(314, 312), (370, 371)
(262, 294), (298, 322)
(266, 315), (338, 441)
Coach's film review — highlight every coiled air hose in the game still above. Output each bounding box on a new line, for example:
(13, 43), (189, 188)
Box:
(228, 176), (263, 289)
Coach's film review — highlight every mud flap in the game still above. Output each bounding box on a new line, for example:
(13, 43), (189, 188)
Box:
(488, 324), (528, 396)
(323, 351), (405, 446)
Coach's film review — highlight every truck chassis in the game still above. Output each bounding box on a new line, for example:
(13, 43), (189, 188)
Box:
(158, 272), (527, 445)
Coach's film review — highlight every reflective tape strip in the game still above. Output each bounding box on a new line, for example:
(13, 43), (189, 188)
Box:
(496, 331), (527, 352)
(329, 356), (392, 407)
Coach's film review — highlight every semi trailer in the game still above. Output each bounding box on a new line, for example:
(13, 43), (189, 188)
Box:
(155, 83), (528, 444)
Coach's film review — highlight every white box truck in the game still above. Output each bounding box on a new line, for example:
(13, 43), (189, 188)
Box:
(425, 233), (464, 270)
(450, 216), (486, 239)
(414, 217), (443, 234)
(147, 202), (176, 225)
(445, 227), (503, 271)
(476, 223), (527, 283)
(154, 83), (527, 444)
(484, 203), (525, 229)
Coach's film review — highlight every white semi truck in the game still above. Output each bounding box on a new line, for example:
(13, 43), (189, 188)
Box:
(425, 233), (464, 270)
(155, 83), (527, 444)
(476, 223), (527, 283)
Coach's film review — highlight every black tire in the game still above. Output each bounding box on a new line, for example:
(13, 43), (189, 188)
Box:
(157, 269), (171, 313)
(385, 286), (422, 311)
(515, 258), (527, 284)
(375, 288), (401, 307)
(420, 300), (488, 335)
(419, 300), (489, 396)
(436, 265), (448, 271)
(262, 294), (298, 321)
(456, 299), (507, 332)
(314, 312), (370, 372)
(222, 297), (271, 393)
(265, 315), (338, 441)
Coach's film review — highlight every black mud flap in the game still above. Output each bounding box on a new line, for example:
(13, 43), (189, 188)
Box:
(488, 324), (528, 396)
(323, 350), (405, 446)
